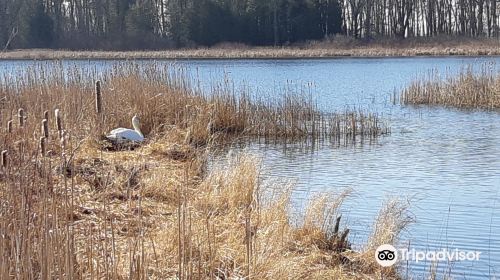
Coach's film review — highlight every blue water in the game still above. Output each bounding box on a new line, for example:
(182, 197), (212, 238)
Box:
(1, 57), (500, 279)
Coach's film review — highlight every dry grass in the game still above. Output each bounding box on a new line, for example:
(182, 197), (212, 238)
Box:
(0, 62), (389, 144)
(0, 62), (405, 279)
(401, 65), (500, 109)
(1, 37), (500, 60)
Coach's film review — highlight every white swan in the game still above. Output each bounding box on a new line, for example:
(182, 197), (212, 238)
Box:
(106, 115), (144, 143)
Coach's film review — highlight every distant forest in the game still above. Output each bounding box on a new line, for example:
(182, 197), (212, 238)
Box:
(0, 0), (499, 50)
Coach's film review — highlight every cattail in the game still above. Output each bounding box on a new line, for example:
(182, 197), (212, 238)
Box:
(333, 216), (341, 237)
(7, 120), (12, 133)
(18, 108), (24, 127)
(42, 119), (49, 138)
(55, 109), (62, 132)
(60, 130), (66, 148)
(39, 137), (46, 156)
(1, 150), (7, 168)
(43, 110), (49, 121)
(95, 80), (102, 115)
(339, 229), (350, 249)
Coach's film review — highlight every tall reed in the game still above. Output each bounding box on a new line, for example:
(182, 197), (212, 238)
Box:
(1, 62), (389, 146)
(6, 120), (12, 133)
(18, 108), (24, 127)
(1, 150), (7, 168)
(401, 65), (500, 109)
(95, 80), (102, 115)
(42, 119), (49, 138)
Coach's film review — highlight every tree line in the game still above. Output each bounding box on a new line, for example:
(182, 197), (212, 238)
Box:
(0, 0), (499, 51)
(342, 0), (499, 38)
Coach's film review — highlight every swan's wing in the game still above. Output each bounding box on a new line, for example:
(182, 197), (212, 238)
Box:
(107, 128), (144, 142)
(108, 128), (128, 135)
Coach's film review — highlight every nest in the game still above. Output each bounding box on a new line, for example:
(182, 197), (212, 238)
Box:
(99, 136), (142, 151)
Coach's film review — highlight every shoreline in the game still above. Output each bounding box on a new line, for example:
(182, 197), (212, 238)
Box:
(2, 44), (500, 60)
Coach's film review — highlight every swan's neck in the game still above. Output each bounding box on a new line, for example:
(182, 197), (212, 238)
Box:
(133, 123), (144, 137)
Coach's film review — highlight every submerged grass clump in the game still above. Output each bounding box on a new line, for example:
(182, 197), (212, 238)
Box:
(401, 65), (500, 109)
(0, 62), (402, 279)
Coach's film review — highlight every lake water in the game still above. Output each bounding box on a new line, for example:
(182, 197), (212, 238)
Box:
(2, 57), (500, 279)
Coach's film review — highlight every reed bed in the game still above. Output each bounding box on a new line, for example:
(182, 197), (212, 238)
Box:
(0, 62), (403, 279)
(2, 37), (500, 60)
(0, 62), (389, 145)
(401, 65), (500, 109)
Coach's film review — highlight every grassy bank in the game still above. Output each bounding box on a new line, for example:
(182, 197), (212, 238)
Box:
(401, 65), (500, 110)
(1, 38), (500, 60)
(0, 62), (407, 279)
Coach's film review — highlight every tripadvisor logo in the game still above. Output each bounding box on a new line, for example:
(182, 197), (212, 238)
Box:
(375, 244), (482, 267)
(375, 244), (398, 267)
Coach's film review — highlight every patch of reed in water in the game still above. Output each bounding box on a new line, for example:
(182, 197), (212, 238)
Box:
(400, 64), (500, 110)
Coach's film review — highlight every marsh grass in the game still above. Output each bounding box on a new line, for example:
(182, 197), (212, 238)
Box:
(401, 65), (500, 109)
(2, 37), (500, 60)
(0, 62), (404, 279)
(1, 62), (389, 146)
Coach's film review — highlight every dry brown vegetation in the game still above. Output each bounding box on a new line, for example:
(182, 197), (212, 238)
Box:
(401, 65), (500, 109)
(0, 62), (407, 279)
(2, 37), (500, 60)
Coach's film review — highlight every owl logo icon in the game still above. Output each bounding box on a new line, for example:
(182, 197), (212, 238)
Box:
(375, 244), (398, 267)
